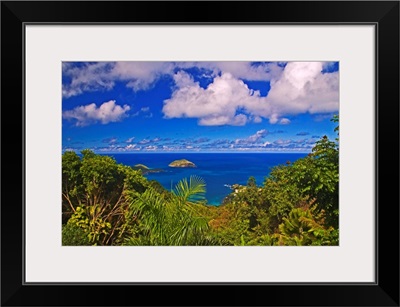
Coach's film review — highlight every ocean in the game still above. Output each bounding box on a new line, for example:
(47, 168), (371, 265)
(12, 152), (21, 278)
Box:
(106, 153), (307, 206)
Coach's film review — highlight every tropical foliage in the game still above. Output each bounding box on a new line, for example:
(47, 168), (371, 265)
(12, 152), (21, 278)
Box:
(62, 115), (339, 246)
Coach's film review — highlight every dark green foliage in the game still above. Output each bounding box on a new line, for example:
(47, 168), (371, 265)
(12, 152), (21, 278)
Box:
(274, 204), (338, 246)
(61, 115), (339, 246)
(247, 176), (257, 187)
(62, 151), (84, 223)
(62, 150), (151, 245)
(80, 154), (125, 207)
(62, 152), (214, 246)
(62, 222), (90, 246)
(208, 199), (253, 245)
(124, 176), (211, 246)
(207, 114), (339, 246)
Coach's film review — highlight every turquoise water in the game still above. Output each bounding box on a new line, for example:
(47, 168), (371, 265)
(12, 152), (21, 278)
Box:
(106, 153), (307, 205)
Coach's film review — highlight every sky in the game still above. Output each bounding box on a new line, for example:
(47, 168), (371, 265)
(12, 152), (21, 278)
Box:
(62, 61), (339, 153)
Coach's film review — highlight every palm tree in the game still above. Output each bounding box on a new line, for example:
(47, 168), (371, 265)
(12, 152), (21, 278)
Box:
(124, 176), (212, 246)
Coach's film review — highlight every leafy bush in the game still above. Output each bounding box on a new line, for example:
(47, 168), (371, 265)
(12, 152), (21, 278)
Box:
(62, 222), (90, 246)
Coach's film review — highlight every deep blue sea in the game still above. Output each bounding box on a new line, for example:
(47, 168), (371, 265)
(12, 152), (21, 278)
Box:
(105, 153), (307, 206)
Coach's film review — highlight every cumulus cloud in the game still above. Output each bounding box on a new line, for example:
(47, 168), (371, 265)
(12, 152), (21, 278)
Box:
(62, 62), (116, 98)
(145, 145), (158, 151)
(263, 138), (318, 151)
(163, 71), (263, 126)
(90, 135), (320, 153)
(138, 137), (161, 145)
(266, 62), (339, 116)
(125, 144), (137, 150)
(162, 62), (338, 126)
(274, 139), (293, 146)
(63, 61), (339, 127)
(138, 139), (151, 145)
(62, 62), (175, 98)
(279, 118), (291, 125)
(235, 129), (268, 145)
(179, 61), (284, 81)
(253, 116), (262, 123)
(115, 62), (175, 91)
(102, 137), (118, 144)
(62, 61), (284, 98)
(62, 100), (130, 126)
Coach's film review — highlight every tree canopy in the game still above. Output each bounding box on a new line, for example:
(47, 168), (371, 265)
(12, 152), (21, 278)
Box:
(62, 115), (339, 246)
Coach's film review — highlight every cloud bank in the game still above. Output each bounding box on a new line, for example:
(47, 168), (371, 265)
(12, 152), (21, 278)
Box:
(62, 100), (130, 126)
(62, 61), (284, 98)
(63, 61), (339, 127)
(162, 62), (338, 126)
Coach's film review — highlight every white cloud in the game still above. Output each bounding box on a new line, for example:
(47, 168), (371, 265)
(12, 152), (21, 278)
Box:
(198, 114), (248, 126)
(63, 100), (130, 126)
(173, 70), (195, 88)
(126, 144), (135, 149)
(274, 139), (292, 145)
(63, 62), (338, 126)
(235, 129), (268, 145)
(126, 137), (135, 143)
(162, 62), (338, 126)
(265, 62), (339, 116)
(62, 62), (115, 98)
(62, 61), (283, 98)
(137, 137), (160, 145)
(114, 62), (175, 91)
(104, 137), (118, 144)
(138, 139), (150, 144)
(253, 116), (262, 123)
(279, 118), (291, 125)
(63, 62), (175, 97)
(182, 61), (284, 81)
(163, 72), (262, 126)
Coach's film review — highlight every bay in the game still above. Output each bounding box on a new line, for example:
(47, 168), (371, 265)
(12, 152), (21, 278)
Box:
(105, 152), (308, 205)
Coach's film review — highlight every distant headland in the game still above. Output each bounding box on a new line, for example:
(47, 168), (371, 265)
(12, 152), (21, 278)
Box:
(132, 164), (164, 174)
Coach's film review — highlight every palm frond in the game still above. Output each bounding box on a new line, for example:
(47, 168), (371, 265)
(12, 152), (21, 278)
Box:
(173, 175), (206, 203)
(127, 187), (172, 244)
(126, 176), (210, 246)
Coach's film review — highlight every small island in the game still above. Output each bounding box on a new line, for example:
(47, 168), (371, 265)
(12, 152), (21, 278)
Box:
(132, 164), (164, 174)
(133, 164), (150, 170)
(168, 159), (196, 168)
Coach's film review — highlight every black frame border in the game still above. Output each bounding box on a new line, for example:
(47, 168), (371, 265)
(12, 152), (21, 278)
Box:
(1, 1), (399, 306)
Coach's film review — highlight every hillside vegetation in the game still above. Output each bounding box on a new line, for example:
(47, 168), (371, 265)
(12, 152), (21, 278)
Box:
(62, 115), (339, 246)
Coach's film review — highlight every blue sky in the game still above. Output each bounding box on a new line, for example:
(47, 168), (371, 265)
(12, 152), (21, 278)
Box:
(62, 61), (339, 153)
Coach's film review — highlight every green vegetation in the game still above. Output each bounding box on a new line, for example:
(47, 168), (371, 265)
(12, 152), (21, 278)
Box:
(62, 115), (339, 246)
